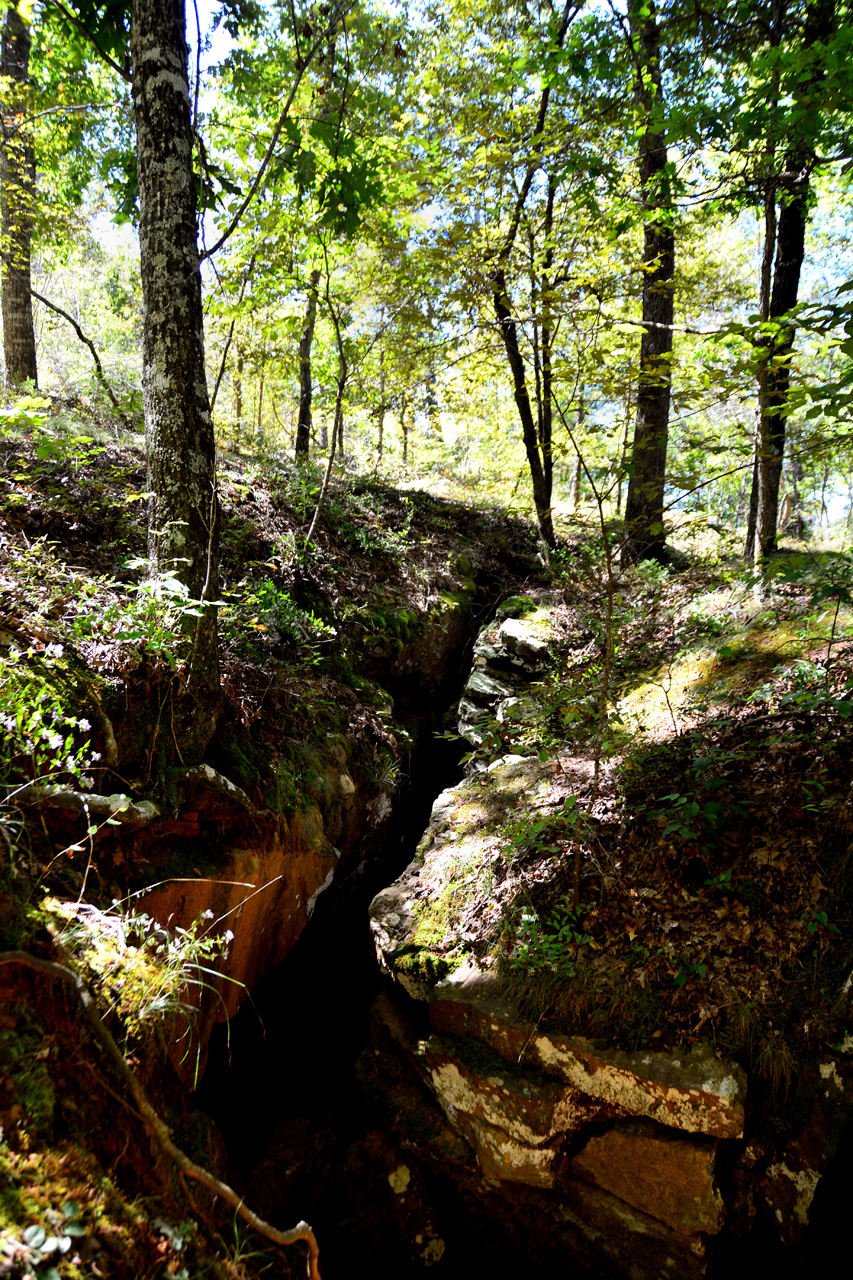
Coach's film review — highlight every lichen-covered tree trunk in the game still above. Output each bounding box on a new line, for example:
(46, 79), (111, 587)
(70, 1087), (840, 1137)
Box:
(131, 0), (220, 758)
(1, 7), (37, 388)
(621, 0), (674, 567)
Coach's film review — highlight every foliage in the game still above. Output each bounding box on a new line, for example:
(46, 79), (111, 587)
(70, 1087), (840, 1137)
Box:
(222, 578), (335, 653)
(509, 896), (594, 975)
(48, 900), (235, 1044)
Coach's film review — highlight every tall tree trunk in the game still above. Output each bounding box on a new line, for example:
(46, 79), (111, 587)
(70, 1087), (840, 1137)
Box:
(621, 0), (674, 566)
(485, 2), (574, 553)
(132, 0), (220, 758)
(569, 386), (585, 512)
(1, 8), (37, 388)
(746, 0), (834, 561)
(256, 358), (265, 442)
(294, 268), (320, 459)
(570, 451), (582, 511)
(493, 267), (556, 548)
(744, 182), (778, 557)
(539, 179), (556, 518)
(376, 350), (385, 461)
(751, 158), (809, 559)
(400, 391), (408, 465)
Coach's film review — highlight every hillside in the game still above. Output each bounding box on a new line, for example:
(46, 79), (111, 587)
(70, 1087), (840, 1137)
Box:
(1, 404), (852, 1277)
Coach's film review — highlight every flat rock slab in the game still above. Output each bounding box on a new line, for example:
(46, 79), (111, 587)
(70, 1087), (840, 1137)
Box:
(430, 963), (746, 1140)
(462, 668), (520, 705)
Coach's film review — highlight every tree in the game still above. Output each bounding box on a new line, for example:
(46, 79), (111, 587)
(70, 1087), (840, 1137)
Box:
(620, 0), (674, 565)
(130, 0), (220, 757)
(1, 3), (38, 387)
(743, 0), (841, 560)
(295, 266), (321, 457)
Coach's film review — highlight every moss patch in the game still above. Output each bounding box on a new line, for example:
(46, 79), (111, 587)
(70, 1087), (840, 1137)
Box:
(390, 943), (460, 985)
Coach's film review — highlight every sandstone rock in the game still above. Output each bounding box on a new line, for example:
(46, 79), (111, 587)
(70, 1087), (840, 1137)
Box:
(571, 1118), (724, 1234)
(430, 963), (746, 1140)
(451, 1110), (562, 1188)
(497, 616), (550, 661)
(369, 863), (424, 996)
(462, 669), (518, 705)
(426, 1035), (608, 1148)
(556, 1177), (713, 1280)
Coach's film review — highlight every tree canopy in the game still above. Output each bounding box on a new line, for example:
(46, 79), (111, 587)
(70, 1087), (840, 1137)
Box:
(3, 0), (853, 593)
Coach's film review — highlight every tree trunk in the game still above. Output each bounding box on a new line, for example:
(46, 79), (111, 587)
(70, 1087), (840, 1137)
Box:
(256, 358), (265, 442)
(400, 391), (408, 465)
(746, 0), (835, 561)
(295, 268), (320, 459)
(539, 179), (556, 519)
(131, 0), (220, 759)
(569, 387), (585, 511)
(492, 266), (555, 548)
(570, 451), (582, 511)
(1, 8), (37, 388)
(744, 6), (781, 561)
(751, 159), (809, 559)
(376, 351), (385, 460)
(621, 0), (674, 567)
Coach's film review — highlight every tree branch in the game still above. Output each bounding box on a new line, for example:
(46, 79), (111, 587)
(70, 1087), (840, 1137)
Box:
(11, 785), (160, 827)
(0, 951), (322, 1279)
(44, 0), (130, 82)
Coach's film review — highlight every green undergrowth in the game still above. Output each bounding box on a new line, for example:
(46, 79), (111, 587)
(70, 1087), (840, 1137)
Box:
(392, 538), (853, 1117)
(0, 1141), (262, 1280)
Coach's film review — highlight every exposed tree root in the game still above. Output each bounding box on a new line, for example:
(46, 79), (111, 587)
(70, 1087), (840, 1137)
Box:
(0, 951), (321, 1279)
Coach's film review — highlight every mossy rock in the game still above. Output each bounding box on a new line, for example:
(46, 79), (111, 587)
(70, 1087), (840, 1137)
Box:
(496, 595), (537, 621)
(390, 942), (460, 986)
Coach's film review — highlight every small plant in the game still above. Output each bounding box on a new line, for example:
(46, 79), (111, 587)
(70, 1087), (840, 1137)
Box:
(801, 908), (841, 939)
(672, 959), (707, 988)
(502, 797), (587, 864)
(0, 651), (97, 790)
(222, 579), (336, 652)
(0, 1201), (86, 1280)
(113, 557), (218, 667)
(704, 869), (734, 892)
(510, 896), (594, 974)
(50, 901), (236, 1043)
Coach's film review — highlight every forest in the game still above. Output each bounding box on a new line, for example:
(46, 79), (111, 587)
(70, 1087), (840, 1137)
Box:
(1, 0), (853, 1277)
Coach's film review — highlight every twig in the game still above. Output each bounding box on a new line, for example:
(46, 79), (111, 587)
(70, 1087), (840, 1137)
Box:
(0, 951), (322, 1279)
(209, 256), (255, 414)
(304, 243), (347, 548)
